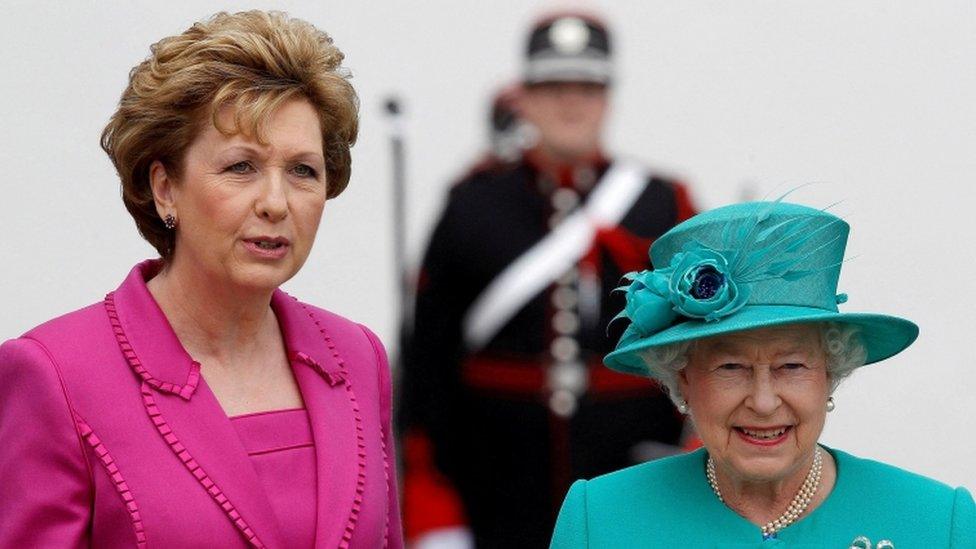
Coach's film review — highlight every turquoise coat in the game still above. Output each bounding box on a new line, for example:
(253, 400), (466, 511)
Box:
(551, 447), (975, 548)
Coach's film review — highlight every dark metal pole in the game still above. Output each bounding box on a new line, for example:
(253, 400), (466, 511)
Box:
(384, 97), (410, 339)
(384, 97), (411, 497)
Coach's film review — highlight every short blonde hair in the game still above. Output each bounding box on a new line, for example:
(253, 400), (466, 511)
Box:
(101, 10), (359, 259)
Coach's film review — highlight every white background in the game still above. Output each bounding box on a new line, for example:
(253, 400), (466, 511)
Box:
(2, 1), (974, 491)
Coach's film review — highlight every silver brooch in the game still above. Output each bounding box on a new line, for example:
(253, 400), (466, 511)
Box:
(849, 537), (894, 549)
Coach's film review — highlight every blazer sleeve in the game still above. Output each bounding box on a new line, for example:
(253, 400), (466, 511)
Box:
(0, 337), (92, 546)
(550, 479), (589, 549)
(362, 326), (405, 549)
(950, 486), (976, 548)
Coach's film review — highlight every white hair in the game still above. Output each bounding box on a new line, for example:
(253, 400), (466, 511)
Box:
(639, 322), (868, 407)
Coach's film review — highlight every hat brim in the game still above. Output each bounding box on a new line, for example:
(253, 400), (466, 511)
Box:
(604, 305), (919, 377)
(523, 56), (613, 85)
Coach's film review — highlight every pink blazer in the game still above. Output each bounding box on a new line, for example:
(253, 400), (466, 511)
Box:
(0, 261), (404, 548)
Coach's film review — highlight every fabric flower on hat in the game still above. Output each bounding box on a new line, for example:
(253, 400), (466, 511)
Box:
(615, 243), (750, 337)
(621, 270), (677, 336)
(667, 245), (750, 322)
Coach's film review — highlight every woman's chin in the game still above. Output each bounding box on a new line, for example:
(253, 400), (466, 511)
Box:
(724, 447), (815, 486)
(227, 261), (299, 293)
(729, 456), (796, 484)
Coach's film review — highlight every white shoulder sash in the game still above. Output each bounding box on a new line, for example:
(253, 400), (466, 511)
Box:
(461, 160), (649, 351)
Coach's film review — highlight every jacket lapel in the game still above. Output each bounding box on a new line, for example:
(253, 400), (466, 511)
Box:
(107, 261), (285, 548)
(272, 291), (360, 548)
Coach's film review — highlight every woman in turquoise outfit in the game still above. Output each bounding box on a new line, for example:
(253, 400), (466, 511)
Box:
(551, 199), (976, 548)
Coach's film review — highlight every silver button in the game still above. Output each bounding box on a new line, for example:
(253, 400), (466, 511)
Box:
(551, 286), (578, 310)
(551, 336), (579, 362)
(551, 187), (579, 212)
(553, 310), (579, 334)
(547, 360), (588, 394)
(549, 389), (578, 418)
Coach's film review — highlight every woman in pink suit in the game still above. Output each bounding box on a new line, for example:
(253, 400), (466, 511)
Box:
(0, 11), (403, 548)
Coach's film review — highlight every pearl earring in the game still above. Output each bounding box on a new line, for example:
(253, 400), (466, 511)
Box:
(677, 400), (689, 414)
(826, 396), (835, 412)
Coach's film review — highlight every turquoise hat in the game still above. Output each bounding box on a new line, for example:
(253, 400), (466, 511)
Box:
(605, 200), (919, 377)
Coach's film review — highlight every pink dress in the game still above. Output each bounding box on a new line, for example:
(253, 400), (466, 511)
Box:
(231, 408), (317, 548)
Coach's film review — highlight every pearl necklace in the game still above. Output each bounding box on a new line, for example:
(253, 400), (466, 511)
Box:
(706, 447), (824, 538)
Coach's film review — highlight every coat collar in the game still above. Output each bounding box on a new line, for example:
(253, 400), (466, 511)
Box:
(106, 260), (201, 399)
(107, 260), (347, 397)
(106, 260), (361, 548)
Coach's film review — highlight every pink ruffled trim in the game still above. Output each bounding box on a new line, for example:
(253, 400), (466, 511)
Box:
(104, 292), (200, 400)
(76, 416), (148, 548)
(295, 300), (367, 549)
(381, 419), (391, 547)
(293, 351), (347, 387)
(140, 382), (265, 548)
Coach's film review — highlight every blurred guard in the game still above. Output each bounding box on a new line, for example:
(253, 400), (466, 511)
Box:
(399, 12), (698, 548)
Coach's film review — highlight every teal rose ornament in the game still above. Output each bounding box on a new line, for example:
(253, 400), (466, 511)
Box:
(667, 246), (749, 322)
(620, 270), (677, 336)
